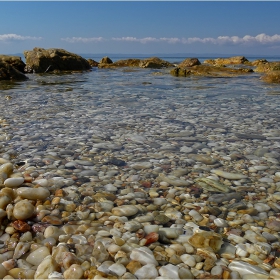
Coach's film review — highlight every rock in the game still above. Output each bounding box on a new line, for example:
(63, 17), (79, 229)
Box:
(157, 173), (191, 187)
(0, 162), (13, 175)
(154, 214), (170, 225)
(134, 263), (159, 279)
(195, 178), (231, 193)
(251, 59), (268, 66)
(255, 62), (280, 73)
(266, 220), (280, 231)
(126, 260), (142, 274)
(112, 205), (138, 217)
(130, 162), (152, 170)
(170, 64), (253, 78)
(0, 55), (25, 72)
(4, 177), (24, 188)
(26, 246), (51, 266)
(99, 56), (113, 64)
(188, 231), (223, 252)
(159, 264), (180, 278)
(24, 47), (91, 73)
(0, 61), (28, 80)
(63, 264), (84, 279)
(188, 154), (218, 165)
(34, 255), (59, 279)
(108, 263), (126, 277)
(228, 260), (269, 278)
(87, 59), (99, 67)
(178, 58), (201, 67)
(144, 232), (159, 245)
(158, 228), (183, 239)
(261, 71), (280, 83)
(211, 169), (247, 179)
(130, 247), (158, 266)
(0, 264), (7, 279)
(8, 268), (35, 279)
(13, 200), (35, 220)
(17, 187), (50, 200)
(208, 192), (242, 203)
(99, 58), (141, 68)
(205, 56), (249, 65)
(181, 254), (196, 267)
(139, 57), (174, 68)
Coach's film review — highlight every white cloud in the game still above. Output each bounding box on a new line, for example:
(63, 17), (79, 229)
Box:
(182, 33), (280, 45)
(0, 34), (42, 41)
(61, 37), (105, 43)
(112, 37), (159, 44)
(59, 33), (280, 46)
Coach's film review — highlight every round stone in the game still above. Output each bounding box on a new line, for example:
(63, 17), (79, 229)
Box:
(13, 200), (35, 220)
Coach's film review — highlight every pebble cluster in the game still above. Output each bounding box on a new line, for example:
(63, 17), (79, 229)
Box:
(0, 67), (280, 279)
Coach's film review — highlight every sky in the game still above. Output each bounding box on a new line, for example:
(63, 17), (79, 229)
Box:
(1, 1), (280, 56)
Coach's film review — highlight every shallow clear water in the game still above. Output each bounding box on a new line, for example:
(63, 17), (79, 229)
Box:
(1, 59), (280, 162)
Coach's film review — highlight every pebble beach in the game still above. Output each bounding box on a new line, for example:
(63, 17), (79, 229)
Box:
(1, 60), (280, 279)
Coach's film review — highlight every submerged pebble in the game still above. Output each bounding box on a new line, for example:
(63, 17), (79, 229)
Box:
(0, 64), (280, 279)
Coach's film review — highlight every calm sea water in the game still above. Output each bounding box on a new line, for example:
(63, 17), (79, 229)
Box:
(0, 54), (280, 171)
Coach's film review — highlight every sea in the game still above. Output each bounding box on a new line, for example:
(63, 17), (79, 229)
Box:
(1, 54), (280, 278)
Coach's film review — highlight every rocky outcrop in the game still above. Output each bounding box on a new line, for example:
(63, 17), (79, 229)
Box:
(24, 47), (91, 73)
(100, 56), (113, 64)
(0, 61), (28, 80)
(204, 56), (249, 65)
(254, 61), (280, 73)
(87, 59), (99, 67)
(0, 55), (26, 73)
(178, 58), (201, 67)
(261, 71), (280, 83)
(139, 57), (174, 68)
(98, 58), (141, 68)
(98, 57), (174, 69)
(170, 65), (253, 78)
(251, 59), (268, 66)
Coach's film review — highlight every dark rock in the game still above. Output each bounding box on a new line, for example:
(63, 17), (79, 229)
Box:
(0, 61), (28, 81)
(154, 214), (170, 225)
(0, 55), (26, 72)
(23, 47), (91, 73)
(106, 157), (126, 167)
(178, 58), (201, 67)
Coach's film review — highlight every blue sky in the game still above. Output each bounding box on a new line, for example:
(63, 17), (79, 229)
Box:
(1, 1), (280, 56)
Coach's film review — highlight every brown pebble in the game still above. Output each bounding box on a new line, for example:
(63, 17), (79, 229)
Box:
(55, 189), (65, 197)
(41, 215), (63, 225)
(11, 220), (31, 232)
(126, 260), (142, 274)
